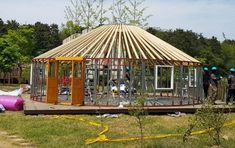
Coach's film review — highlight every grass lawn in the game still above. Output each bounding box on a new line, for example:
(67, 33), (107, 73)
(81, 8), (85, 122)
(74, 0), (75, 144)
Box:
(0, 84), (235, 147)
(0, 84), (21, 91)
(0, 111), (235, 148)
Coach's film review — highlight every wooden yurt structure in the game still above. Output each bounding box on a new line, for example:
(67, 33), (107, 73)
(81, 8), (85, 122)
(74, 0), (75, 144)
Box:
(31, 25), (203, 106)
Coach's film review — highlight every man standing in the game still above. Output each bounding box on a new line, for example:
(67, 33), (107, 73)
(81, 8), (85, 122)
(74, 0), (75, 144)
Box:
(210, 66), (221, 102)
(227, 68), (235, 104)
(203, 67), (210, 98)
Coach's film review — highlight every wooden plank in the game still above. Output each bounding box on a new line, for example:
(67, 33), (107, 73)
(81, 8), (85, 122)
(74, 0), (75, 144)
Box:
(105, 25), (119, 58)
(123, 25), (139, 59)
(34, 25), (200, 65)
(55, 57), (83, 61)
(24, 106), (235, 115)
(24, 98), (235, 115)
(126, 26), (148, 59)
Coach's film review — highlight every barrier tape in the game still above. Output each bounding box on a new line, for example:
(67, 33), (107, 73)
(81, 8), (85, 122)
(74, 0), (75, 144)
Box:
(53, 115), (109, 137)
(53, 115), (235, 145)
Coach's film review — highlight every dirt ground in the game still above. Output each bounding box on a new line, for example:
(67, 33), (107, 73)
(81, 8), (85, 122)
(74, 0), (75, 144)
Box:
(0, 130), (32, 148)
(0, 136), (19, 148)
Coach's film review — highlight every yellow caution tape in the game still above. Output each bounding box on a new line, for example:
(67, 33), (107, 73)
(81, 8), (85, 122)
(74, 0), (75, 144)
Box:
(85, 134), (109, 145)
(53, 115), (235, 145)
(53, 115), (109, 142)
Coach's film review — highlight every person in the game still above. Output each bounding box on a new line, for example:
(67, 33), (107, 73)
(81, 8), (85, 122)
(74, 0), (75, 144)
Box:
(210, 66), (221, 102)
(226, 68), (235, 104)
(203, 67), (210, 98)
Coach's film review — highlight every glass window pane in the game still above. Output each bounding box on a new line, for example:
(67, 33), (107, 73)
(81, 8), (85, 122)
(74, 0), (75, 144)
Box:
(49, 62), (56, 77)
(73, 62), (82, 78)
(189, 68), (197, 87)
(78, 62), (82, 78)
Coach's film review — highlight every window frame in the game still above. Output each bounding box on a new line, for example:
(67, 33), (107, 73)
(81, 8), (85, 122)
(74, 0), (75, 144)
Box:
(188, 67), (197, 87)
(154, 65), (174, 90)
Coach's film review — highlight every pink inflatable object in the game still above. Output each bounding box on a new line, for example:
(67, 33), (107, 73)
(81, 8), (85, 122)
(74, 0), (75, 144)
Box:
(0, 96), (24, 111)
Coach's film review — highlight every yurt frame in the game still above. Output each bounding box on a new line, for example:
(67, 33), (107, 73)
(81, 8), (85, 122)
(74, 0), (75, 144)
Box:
(31, 25), (203, 106)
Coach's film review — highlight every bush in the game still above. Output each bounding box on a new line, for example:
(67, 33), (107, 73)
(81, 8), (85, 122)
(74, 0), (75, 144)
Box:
(183, 100), (228, 146)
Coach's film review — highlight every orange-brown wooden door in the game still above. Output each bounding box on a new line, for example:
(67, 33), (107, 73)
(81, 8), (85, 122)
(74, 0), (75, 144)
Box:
(46, 61), (58, 104)
(71, 61), (84, 105)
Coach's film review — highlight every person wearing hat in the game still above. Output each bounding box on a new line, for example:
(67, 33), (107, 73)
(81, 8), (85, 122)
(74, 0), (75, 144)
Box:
(203, 67), (210, 98)
(210, 66), (221, 102)
(226, 68), (235, 104)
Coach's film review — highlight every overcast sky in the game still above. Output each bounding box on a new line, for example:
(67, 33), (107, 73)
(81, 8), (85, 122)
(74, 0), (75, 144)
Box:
(0, 0), (235, 41)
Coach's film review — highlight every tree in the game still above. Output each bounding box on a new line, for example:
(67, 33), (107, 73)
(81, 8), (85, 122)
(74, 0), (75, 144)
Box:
(64, 0), (151, 27)
(33, 22), (61, 56)
(65, 0), (82, 25)
(147, 28), (201, 56)
(125, 0), (151, 27)
(110, 0), (127, 24)
(65, 0), (101, 30)
(0, 36), (20, 83)
(6, 20), (19, 30)
(198, 37), (224, 68)
(48, 24), (61, 49)
(96, 0), (109, 25)
(0, 18), (7, 36)
(221, 40), (235, 69)
(60, 21), (83, 40)
(128, 95), (147, 148)
(183, 100), (227, 146)
(33, 22), (51, 56)
(0, 26), (35, 83)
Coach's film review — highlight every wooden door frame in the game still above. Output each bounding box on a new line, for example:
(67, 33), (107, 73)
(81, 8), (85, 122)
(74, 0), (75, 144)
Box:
(46, 59), (59, 104)
(55, 57), (85, 105)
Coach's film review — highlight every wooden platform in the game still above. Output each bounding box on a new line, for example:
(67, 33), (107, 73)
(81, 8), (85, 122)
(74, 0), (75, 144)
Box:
(23, 98), (235, 115)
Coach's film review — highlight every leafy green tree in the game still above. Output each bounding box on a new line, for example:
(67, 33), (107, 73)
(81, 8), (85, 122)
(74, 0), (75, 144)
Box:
(0, 26), (35, 83)
(33, 22), (61, 56)
(6, 20), (19, 30)
(221, 40), (235, 69)
(0, 49), (20, 83)
(0, 38), (20, 83)
(198, 37), (224, 68)
(48, 24), (61, 49)
(60, 21), (82, 40)
(33, 22), (51, 56)
(0, 18), (7, 36)
(208, 36), (223, 55)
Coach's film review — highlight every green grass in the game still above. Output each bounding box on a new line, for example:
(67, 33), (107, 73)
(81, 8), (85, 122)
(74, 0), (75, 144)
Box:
(0, 84), (235, 147)
(0, 84), (20, 91)
(0, 112), (235, 148)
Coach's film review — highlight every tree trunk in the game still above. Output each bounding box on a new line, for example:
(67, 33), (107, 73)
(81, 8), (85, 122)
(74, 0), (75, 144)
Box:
(18, 65), (23, 84)
(8, 72), (10, 84)
(3, 73), (6, 84)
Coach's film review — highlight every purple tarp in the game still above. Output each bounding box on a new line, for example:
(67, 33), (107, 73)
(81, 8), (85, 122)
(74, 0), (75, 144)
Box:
(0, 96), (24, 111)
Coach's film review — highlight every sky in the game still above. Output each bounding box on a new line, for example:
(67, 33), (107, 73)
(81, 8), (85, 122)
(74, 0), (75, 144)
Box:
(0, 0), (235, 41)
